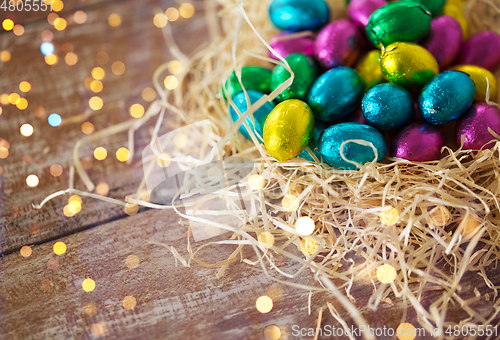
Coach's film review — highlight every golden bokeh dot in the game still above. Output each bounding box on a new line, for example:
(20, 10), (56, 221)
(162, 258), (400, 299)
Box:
(164, 75), (178, 90)
(173, 133), (188, 148)
(94, 146), (107, 161)
(90, 80), (103, 93)
(41, 29), (53, 42)
(22, 154), (33, 165)
(258, 232), (275, 249)
(264, 325), (281, 340)
(61, 42), (74, 53)
(91, 67), (105, 80)
(47, 257), (60, 270)
(69, 195), (82, 204)
(142, 87), (156, 102)
(19, 81), (31, 93)
(122, 296), (136, 310)
(47, 13), (59, 25)
(116, 147), (130, 162)
(96, 182), (110, 196)
(40, 279), (53, 292)
(20, 124), (34, 137)
(429, 206), (451, 227)
(0, 93), (9, 105)
(248, 174), (265, 190)
(461, 217), (481, 236)
(139, 189), (150, 202)
(125, 254), (140, 269)
(256, 295), (273, 314)
(45, 54), (58, 66)
(54, 18), (67, 31)
(65, 52), (78, 66)
(377, 264), (397, 284)
(96, 51), (109, 65)
(84, 77), (93, 90)
(380, 206), (399, 226)
(129, 103), (145, 118)
(9, 92), (20, 105)
(26, 174), (39, 187)
(296, 216), (315, 236)
(74, 10), (87, 24)
(168, 60), (183, 74)
(82, 278), (96, 292)
(165, 7), (179, 21)
(81, 122), (94, 135)
(81, 157), (93, 169)
(111, 61), (125, 75)
(282, 194), (298, 211)
(64, 204), (76, 217)
(0, 147), (9, 159)
(153, 13), (168, 28)
(179, 3), (195, 18)
(0, 107), (2, 116)
(300, 236), (318, 255)
(90, 322), (107, 337)
(84, 301), (97, 316)
(34, 105), (46, 118)
(2, 19), (14, 31)
(108, 13), (122, 27)
(156, 153), (171, 167)
(0, 50), (11, 63)
(89, 96), (103, 110)
(20, 245), (32, 258)
(397, 322), (417, 340)
(16, 98), (28, 110)
(50, 164), (63, 177)
(52, 0), (64, 12)
(53, 241), (67, 255)
(13, 24), (25, 36)
(69, 200), (82, 214)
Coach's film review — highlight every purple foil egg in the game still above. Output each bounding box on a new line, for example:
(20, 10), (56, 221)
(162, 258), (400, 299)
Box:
(315, 19), (363, 69)
(456, 102), (500, 150)
(391, 122), (445, 161)
(458, 31), (500, 72)
(420, 16), (462, 69)
(269, 32), (315, 59)
(348, 0), (386, 28)
(344, 106), (367, 124)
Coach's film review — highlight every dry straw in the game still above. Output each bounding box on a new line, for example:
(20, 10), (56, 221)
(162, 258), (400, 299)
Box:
(34, 0), (500, 337)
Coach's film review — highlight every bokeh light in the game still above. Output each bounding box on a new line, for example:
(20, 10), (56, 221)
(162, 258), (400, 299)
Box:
(282, 194), (298, 211)
(377, 264), (397, 284)
(174, 133), (187, 148)
(9, 93), (20, 105)
(81, 122), (94, 134)
(108, 13), (122, 27)
(84, 301), (97, 316)
(168, 60), (183, 74)
(53, 18), (67, 31)
(74, 10), (87, 24)
(165, 7), (179, 21)
(96, 51), (109, 65)
(61, 42), (74, 53)
(19, 81), (31, 93)
(20, 124), (34, 137)
(116, 147), (130, 162)
(41, 30), (54, 42)
(142, 87), (156, 102)
(20, 245), (32, 258)
(52, 0), (64, 12)
(34, 105), (46, 118)
(44, 54), (58, 65)
(397, 323), (417, 340)
(122, 296), (136, 310)
(53, 241), (67, 255)
(264, 325), (281, 340)
(90, 80), (103, 93)
(94, 146), (107, 160)
(256, 296), (273, 313)
(48, 113), (62, 126)
(156, 153), (171, 167)
(65, 52), (78, 66)
(300, 236), (318, 255)
(41, 279), (53, 292)
(429, 206), (451, 227)
(47, 13), (59, 25)
(2, 19), (14, 31)
(153, 13), (167, 28)
(82, 278), (96, 292)
(0, 93), (9, 105)
(248, 174), (265, 190)
(0, 147), (9, 159)
(40, 42), (54, 55)
(461, 217), (481, 236)
(126, 254), (140, 268)
(16, 98), (28, 110)
(96, 182), (109, 196)
(164, 75), (178, 90)
(129, 104), (145, 118)
(179, 3), (195, 18)
(111, 61), (125, 75)
(22, 154), (33, 165)
(26, 174), (39, 187)
(124, 203), (139, 216)
(0, 50), (11, 62)
(90, 322), (107, 337)
(296, 216), (315, 236)
(81, 157), (93, 169)
(258, 232), (274, 248)
(47, 257), (59, 270)
(380, 206), (399, 225)
(63, 204), (75, 217)
(89, 96), (103, 110)
(50, 164), (63, 177)
(13, 24), (24, 36)
(91, 67), (105, 80)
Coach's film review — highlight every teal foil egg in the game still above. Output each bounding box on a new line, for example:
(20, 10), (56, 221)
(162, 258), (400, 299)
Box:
(230, 90), (275, 140)
(418, 70), (475, 125)
(361, 83), (413, 130)
(307, 66), (363, 123)
(318, 122), (387, 170)
(269, 0), (330, 32)
(298, 120), (328, 161)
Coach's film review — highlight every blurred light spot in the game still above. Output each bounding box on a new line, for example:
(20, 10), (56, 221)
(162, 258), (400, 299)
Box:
(20, 124), (33, 137)
(264, 325), (281, 340)
(89, 96), (103, 110)
(20, 245), (32, 257)
(173, 133), (187, 148)
(54, 18), (67, 31)
(65, 52), (78, 66)
(94, 147), (107, 160)
(108, 13), (122, 27)
(153, 13), (167, 28)
(81, 122), (94, 134)
(63, 204), (75, 217)
(0, 147), (9, 159)
(22, 154), (33, 165)
(207, 166), (222, 182)
(26, 174), (39, 187)
(266, 285), (283, 302)
(48, 113), (61, 127)
(74, 10), (87, 24)
(52, 0), (64, 12)
(165, 7), (179, 21)
(84, 301), (97, 316)
(84, 76), (93, 90)
(34, 105), (46, 118)
(96, 51), (109, 65)
(124, 203), (139, 215)
(296, 216), (315, 236)
(41, 30), (53, 41)
(282, 194), (298, 211)
(47, 257), (59, 270)
(0, 107), (2, 116)
(50, 164), (63, 177)
(256, 296), (273, 313)
(81, 157), (93, 169)
(13, 24), (24, 36)
(156, 153), (171, 167)
(16, 98), (28, 110)
(44, 54), (58, 65)
(380, 206), (399, 225)
(90, 80), (103, 93)
(397, 323), (416, 340)
(111, 61), (125, 75)
(377, 264), (397, 284)
(61, 42), (74, 53)
(2, 19), (14, 31)
(142, 87), (156, 102)
(40, 279), (53, 292)
(462, 217), (481, 236)
(164, 75), (178, 90)
(69, 200), (82, 213)
(179, 3), (195, 18)
(116, 147), (130, 162)
(248, 174), (265, 190)
(90, 322), (107, 337)
(0, 50), (11, 62)
(0, 93), (9, 105)
(8, 93), (20, 104)
(429, 206), (451, 227)
(53, 241), (67, 255)
(40, 42), (54, 55)
(69, 195), (82, 205)
(300, 236), (318, 255)
(125, 254), (140, 268)
(47, 13), (59, 25)
(91, 67), (105, 80)
(168, 60), (183, 74)
(139, 189), (150, 202)
(96, 182), (109, 196)
(258, 232), (274, 248)
(129, 103), (144, 118)
(122, 296), (136, 310)
(82, 278), (95, 292)
(19, 81), (31, 93)
(0, 165), (3, 175)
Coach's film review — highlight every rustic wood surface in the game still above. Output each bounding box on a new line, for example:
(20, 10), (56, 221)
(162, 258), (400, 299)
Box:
(1, 1), (500, 340)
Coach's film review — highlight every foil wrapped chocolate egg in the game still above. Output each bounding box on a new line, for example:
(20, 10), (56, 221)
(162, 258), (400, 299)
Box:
(230, 90), (275, 140)
(355, 50), (385, 92)
(270, 53), (318, 102)
(441, 4), (469, 39)
(263, 99), (315, 161)
(456, 102), (500, 150)
(348, 0), (386, 27)
(307, 66), (364, 123)
(418, 70), (475, 125)
(361, 83), (413, 130)
(318, 122), (387, 170)
(269, 32), (315, 59)
(420, 16), (462, 69)
(449, 65), (498, 102)
(458, 31), (500, 72)
(298, 120), (328, 161)
(224, 66), (272, 100)
(390, 122), (445, 161)
(366, 2), (431, 47)
(269, 0), (330, 32)
(380, 42), (439, 90)
(315, 19), (363, 69)
(402, 0), (445, 16)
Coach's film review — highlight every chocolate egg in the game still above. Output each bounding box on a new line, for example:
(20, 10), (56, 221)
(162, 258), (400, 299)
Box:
(318, 122), (387, 170)
(298, 120), (328, 161)
(269, 0), (330, 32)
(402, 0), (445, 16)
(456, 102), (500, 150)
(270, 53), (318, 102)
(366, 2), (431, 47)
(355, 50), (385, 92)
(420, 16), (462, 68)
(224, 66), (272, 100)
(441, 4), (469, 39)
(307, 66), (364, 123)
(263, 99), (315, 161)
(380, 42), (439, 90)
(230, 90), (275, 140)
(362, 83), (413, 130)
(418, 70), (475, 125)
(390, 122), (445, 161)
(315, 19), (363, 69)
(449, 65), (498, 102)
(458, 31), (500, 72)
(269, 33), (315, 59)
(348, 0), (386, 27)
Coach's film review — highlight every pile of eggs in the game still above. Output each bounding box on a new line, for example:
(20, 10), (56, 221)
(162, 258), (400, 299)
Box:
(226, 0), (500, 170)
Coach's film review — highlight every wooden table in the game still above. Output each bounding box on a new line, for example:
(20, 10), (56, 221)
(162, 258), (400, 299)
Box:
(1, 1), (499, 339)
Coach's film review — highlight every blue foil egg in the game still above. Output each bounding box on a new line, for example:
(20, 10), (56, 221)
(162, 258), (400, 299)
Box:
(419, 71), (475, 125)
(230, 90), (275, 140)
(269, 0), (330, 32)
(307, 66), (364, 123)
(298, 120), (328, 161)
(318, 122), (387, 170)
(361, 83), (413, 130)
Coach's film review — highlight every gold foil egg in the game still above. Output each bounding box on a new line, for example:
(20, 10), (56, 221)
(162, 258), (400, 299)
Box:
(449, 65), (498, 102)
(355, 50), (385, 92)
(380, 42), (439, 90)
(263, 99), (314, 161)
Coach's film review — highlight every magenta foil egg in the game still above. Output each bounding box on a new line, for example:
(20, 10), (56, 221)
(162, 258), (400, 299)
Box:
(348, 0), (386, 28)
(458, 31), (500, 72)
(391, 122), (445, 161)
(420, 16), (462, 69)
(269, 32), (315, 59)
(315, 19), (363, 69)
(456, 102), (500, 150)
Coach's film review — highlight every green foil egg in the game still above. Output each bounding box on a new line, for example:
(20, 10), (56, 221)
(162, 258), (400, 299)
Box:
(366, 2), (432, 47)
(355, 50), (385, 92)
(223, 66), (272, 100)
(402, 0), (445, 16)
(270, 53), (318, 103)
(263, 99), (315, 161)
(380, 42), (439, 90)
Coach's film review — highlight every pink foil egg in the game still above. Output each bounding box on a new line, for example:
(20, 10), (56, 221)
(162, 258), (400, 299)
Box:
(458, 31), (500, 72)
(348, 0), (386, 28)
(269, 32), (315, 59)
(456, 102), (500, 150)
(315, 19), (363, 69)
(391, 122), (445, 161)
(420, 16), (462, 69)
